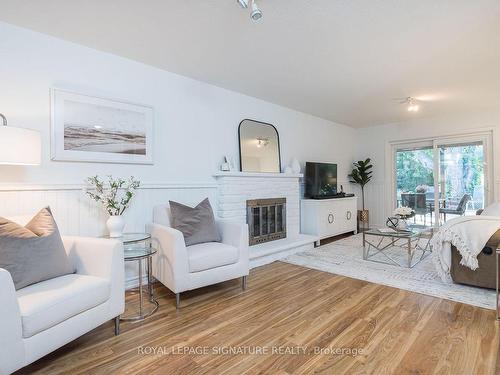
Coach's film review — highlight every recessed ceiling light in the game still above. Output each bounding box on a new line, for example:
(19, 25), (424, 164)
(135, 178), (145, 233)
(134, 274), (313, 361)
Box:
(398, 97), (420, 112)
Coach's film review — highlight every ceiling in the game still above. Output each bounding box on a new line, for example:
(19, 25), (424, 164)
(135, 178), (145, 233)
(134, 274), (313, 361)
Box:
(1, 0), (499, 127)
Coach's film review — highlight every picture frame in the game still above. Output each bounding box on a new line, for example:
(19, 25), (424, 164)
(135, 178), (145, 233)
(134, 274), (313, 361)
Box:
(51, 88), (154, 164)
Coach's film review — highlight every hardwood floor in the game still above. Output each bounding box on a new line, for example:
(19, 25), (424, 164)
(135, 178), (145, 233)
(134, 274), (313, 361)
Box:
(17, 262), (499, 375)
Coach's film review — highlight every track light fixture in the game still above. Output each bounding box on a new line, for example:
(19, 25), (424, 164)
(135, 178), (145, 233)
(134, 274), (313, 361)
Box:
(237, 0), (249, 9)
(237, 0), (263, 22)
(250, 0), (263, 21)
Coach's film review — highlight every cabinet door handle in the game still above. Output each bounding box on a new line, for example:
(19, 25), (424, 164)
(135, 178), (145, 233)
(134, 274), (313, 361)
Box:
(347, 211), (352, 220)
(328, 214), (334, 224)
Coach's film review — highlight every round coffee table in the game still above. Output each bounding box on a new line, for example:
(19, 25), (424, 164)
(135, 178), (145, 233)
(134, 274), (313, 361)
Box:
(104, 233), (159, 330)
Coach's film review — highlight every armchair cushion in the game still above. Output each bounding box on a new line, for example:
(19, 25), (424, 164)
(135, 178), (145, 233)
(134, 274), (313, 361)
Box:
(17, 274), (110, 338)
(0, 207), (74, 290)
(187, 242), (239, 273)
(169, 198), (221, 246)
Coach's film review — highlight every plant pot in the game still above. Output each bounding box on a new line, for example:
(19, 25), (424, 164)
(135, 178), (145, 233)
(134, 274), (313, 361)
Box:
(107, 215), (125, 238)
(358, 209), (369, 222)
(357, 209), (369, 231)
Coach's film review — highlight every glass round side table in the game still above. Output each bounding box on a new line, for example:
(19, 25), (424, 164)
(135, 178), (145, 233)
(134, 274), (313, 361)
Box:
(103, 233), (159, 331)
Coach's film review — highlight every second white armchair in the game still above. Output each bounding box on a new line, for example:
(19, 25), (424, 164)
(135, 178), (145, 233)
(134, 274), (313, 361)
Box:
(146, 204), (249, 308)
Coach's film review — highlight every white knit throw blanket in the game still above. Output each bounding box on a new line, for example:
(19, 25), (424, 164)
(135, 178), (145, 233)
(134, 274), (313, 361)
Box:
(431, 215), (500, 283)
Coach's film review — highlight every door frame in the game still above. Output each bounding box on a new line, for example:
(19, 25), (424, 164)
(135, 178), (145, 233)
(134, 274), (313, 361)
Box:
(386, 129), (494, 226)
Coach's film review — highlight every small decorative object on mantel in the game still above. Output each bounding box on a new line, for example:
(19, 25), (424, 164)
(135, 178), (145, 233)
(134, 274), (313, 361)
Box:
(220, 156), (231, 172)
(290, 158), (301, 174)
(348, 158), (373, 231)
(220, 155), (237, 171)
(284, 166), (293, 174)
(85, 175), (140, 237)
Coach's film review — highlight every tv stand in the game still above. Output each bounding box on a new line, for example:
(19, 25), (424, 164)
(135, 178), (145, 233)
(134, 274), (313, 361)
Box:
(300, 196), (357, 246)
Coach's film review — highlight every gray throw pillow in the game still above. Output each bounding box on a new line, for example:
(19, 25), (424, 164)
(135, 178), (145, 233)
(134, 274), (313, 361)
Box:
(169, 198), (221, 246)
(0, 207), (74, 290)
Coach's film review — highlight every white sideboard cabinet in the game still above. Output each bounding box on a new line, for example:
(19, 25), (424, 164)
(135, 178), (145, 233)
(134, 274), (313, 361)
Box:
(300, 196), (357, 246)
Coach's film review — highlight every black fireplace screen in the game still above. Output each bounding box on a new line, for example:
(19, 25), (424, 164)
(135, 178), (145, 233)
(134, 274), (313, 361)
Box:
(247, 198), (286, 246)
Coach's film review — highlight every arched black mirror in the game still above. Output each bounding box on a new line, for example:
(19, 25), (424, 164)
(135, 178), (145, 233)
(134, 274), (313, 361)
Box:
(238, 119), (281, 173)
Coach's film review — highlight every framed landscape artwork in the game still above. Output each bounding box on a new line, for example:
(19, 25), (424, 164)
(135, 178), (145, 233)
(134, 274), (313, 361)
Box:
(51, 88), (154, 164)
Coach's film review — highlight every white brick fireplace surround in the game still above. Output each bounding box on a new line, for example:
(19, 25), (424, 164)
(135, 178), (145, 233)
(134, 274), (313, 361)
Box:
(214, 172), (318, 268)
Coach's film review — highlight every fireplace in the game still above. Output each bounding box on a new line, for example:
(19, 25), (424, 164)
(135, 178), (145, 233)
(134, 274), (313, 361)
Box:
(247, 198), (286, 245)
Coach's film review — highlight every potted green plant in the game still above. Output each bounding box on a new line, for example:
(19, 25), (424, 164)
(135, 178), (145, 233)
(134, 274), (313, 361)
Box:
(348, 158), (373, 229)
(85, 175), (141, 237)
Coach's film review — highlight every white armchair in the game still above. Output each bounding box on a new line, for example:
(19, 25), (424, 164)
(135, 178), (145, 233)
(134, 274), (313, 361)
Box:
(146, 204), (249, 308)
(0, 215), (124, 375)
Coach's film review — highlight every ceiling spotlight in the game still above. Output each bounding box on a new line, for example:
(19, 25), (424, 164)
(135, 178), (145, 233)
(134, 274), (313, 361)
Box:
(250, 0), (263, 21)
(237, 0), (249, 9)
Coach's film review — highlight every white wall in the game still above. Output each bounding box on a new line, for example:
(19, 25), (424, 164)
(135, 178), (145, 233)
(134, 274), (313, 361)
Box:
(356, 112), (500, 227)
(0, 21), (356, 202)
(0, 22), (358, 284)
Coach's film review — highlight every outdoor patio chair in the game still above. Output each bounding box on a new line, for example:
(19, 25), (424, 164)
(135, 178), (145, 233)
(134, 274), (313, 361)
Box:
(439, 194), (472, 222)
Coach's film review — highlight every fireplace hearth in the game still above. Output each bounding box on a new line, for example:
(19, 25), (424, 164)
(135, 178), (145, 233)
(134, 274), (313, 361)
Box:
(247, 198), (286, 245)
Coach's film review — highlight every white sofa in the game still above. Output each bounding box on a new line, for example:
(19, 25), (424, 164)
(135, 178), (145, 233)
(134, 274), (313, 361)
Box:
(146, 204), (249, 308)
(0, 215), (124, 375)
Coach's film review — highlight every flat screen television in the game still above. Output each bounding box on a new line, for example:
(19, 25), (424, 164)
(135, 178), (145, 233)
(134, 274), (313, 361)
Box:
(305, 162), (338, 199)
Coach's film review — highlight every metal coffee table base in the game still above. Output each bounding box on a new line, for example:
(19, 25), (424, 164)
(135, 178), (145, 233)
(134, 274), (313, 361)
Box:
(363, 235), (432, 268)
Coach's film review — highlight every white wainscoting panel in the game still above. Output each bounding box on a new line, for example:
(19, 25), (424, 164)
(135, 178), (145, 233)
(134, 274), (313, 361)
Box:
(0, 183), (217, 289)
(363, 181), (387, 228)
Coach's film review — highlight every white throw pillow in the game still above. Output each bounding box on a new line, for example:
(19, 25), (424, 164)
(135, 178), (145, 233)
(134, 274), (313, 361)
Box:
(481, 201), (500, 216)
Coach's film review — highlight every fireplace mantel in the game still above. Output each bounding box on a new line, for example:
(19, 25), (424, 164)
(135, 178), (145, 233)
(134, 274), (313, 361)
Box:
(213, 172), (303, 179)
(213, 171), (316, 268)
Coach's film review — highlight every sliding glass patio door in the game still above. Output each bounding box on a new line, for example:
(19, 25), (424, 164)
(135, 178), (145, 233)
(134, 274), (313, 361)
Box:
(435, 140), (486, 224)
(392, 132), (491, 228)
(394, 142), (435, 227)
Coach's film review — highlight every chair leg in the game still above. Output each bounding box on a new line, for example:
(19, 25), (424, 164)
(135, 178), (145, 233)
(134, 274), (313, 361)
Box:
(242, 275), (247, 290)
(114, 316), (120, 336)
(175, 293), (180, 309)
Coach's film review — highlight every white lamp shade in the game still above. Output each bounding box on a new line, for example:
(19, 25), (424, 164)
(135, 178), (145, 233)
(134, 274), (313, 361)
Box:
(0, 126), (41, 165)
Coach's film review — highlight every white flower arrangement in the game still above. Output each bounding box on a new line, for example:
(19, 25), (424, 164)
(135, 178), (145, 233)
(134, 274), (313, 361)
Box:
(393, 206), (415, 219)
(85, 175), (140, 216)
